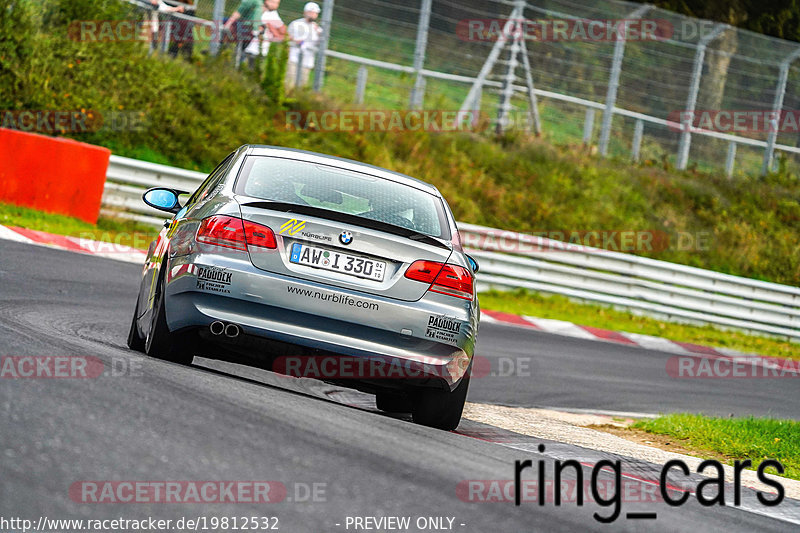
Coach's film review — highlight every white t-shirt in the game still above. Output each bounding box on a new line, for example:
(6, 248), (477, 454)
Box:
(287, 18), (322, 68)
(244, 10), (284, 56)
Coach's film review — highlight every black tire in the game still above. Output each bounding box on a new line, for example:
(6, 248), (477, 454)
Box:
(376, 391), (412, 413)
(411, 373), (470, 431)
(126, 296), (146, 353)
(145, 271), (194, 365)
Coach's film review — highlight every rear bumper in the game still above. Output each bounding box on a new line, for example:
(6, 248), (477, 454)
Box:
(163, 254), (477, 390)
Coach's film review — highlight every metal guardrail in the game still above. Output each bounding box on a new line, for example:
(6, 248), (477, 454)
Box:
(102, 155), (800, 341)
(101, 155), (206, 223)
(127, 0), (800, 178)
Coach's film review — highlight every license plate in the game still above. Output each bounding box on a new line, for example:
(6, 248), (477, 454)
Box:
(290, 243), (386, 282)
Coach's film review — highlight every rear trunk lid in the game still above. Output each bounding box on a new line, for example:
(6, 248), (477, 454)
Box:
(237, 197), (453, 302)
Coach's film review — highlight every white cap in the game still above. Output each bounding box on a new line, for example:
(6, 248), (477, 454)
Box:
(304, 2), (321, 13)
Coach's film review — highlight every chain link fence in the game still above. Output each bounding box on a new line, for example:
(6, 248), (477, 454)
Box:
(136, 0), (800, 178)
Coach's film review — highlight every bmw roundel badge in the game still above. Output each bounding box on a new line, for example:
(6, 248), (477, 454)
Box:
(339, 231), (353, 245)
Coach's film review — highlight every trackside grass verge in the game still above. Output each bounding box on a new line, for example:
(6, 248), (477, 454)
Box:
(627, 414), (800, 481)
(5, 1), (800, 287)
(3, 201), (797, 360)
(0, 202), (158, 250)
(3, 202), (797, 362)
(478, 289), (800, 361)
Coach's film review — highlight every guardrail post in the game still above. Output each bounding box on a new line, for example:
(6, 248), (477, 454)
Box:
(725, 141), (737, 178)
(161, 13), (172, 54)
(235, 41), (243, 68)
(761, 47), (800, 176)
(409, 0), (432, 109)
(583, 108), (595, 145)
(313, 0), (335, 92)
(295, 49), (305, 88)
(631, 119), (643, 162)
(676, 24), (726, 170)
(355, 65), (368, 105)
(148, 12), (156, 55)
(598, 5), (651, 156)
(209, 0), (224, 56)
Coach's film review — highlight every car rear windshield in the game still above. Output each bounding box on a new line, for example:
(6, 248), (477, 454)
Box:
(235, 156), (450, 240)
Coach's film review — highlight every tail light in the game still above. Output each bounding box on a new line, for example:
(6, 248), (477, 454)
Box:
(196, 215), (276, 251)
(405, 260), (474, 300)
(243, 220), (277, 250)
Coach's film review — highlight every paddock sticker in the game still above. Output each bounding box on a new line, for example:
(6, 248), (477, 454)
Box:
(426, 315), (462, 345)
(196, 266), (232, 294)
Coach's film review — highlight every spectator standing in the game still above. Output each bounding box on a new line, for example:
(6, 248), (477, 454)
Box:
(286, 2), (322, 90)
(151, 0), (197, 60)
(146, 0), (183, 50)
(241, 0), (286, 64)
(222, 0), (266, 60)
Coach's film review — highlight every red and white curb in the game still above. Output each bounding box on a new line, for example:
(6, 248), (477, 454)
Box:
(2, 224), (796, 372)
(481, 310), (798, 373)
(0, 225), (147, 264)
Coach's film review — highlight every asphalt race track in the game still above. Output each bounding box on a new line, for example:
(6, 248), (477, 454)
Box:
(472, 325), (799, 419)
(1, 239), (798, 532)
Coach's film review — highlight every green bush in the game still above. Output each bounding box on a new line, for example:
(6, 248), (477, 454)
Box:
(262, 38), (289, 106)
(3, 2), (800, 286)
(0, 1), (35, 107)
(42, 0), (130, 28)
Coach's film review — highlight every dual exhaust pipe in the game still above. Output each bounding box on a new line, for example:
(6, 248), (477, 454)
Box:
(209, 321), (240, 338)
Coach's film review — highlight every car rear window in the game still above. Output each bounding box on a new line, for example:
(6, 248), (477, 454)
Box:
(236, 156), (450, 239)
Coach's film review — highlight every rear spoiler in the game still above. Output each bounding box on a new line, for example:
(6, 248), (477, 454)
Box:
(238, 201), (452, 251)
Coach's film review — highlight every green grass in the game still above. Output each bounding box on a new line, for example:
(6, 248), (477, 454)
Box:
(320, 56), (635, 157)
(4, 0), (800, 289)
(0, 202), (158, 250)
(3, 200), (795, 362)
(632, 414), (800, 481)
(478, 289), (800, 360)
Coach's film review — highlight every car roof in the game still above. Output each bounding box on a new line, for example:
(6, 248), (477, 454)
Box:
(244, 145), (441, 195)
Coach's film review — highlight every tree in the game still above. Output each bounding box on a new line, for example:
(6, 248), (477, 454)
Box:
(635, 0), (800, 42)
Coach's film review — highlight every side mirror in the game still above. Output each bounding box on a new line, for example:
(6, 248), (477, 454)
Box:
(143, 187), (184, 214)
(466, 254), (479, 273)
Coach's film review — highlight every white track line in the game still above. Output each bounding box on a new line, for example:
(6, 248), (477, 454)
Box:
(0, 225), (146, 265)
(0, 225), (34, 243)
(523, 316), (597, 340)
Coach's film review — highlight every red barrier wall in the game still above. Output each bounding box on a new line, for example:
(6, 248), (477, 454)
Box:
(0, 128), (111, 224)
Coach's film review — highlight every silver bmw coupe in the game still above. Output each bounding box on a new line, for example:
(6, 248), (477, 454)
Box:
(127, 145), (480, 430)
